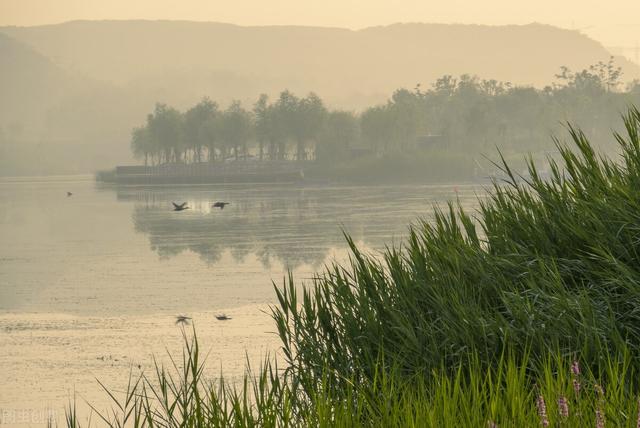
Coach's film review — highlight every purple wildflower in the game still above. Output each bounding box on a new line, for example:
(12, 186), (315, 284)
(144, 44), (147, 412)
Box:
(536, 394), (550, 427)
(571, 359), (581, 396)
(558, 396), (569, 418)
(571, 360), (581, 376)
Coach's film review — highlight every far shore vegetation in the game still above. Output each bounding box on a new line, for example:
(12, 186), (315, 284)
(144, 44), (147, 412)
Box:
(70, 107), (640, 426)
(125, 59), (640, 182)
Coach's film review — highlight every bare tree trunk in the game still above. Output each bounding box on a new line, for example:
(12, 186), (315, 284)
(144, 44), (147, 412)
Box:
(269, 140), (276, 160)
(297, 139), (304, 161)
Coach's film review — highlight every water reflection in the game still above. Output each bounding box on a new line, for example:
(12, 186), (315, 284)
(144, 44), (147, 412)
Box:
(118, 184), (479, 269)
(0, 180), (483, 414)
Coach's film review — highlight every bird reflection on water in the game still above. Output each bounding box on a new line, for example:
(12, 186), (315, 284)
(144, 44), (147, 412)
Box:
(118, 185), (477, 270)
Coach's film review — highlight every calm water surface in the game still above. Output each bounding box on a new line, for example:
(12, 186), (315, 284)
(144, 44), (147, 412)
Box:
(0, 177), (482, 424)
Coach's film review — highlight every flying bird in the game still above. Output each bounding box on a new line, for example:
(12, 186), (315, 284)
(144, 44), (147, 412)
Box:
(67, 192), (73, 197)
(175, 315), (192, 325)
(212, 202), (230, 210)
(172, 202), (189, 211)
(215, 314), (232, 321)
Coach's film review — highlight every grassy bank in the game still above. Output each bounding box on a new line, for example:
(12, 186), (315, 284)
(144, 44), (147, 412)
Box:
(71, 107), (640, 426)
(70, 333), (640, 427)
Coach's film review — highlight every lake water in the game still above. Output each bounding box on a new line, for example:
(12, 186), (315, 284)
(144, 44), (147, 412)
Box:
(0, 177), (482, 425)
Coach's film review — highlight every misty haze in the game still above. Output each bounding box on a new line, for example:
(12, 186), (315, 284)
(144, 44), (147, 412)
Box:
(2, 1), (640, 426)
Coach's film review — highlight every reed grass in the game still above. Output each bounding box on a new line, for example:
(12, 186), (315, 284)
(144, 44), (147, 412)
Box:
(273, 107), (640, 389)
(69, 332), (640, 427)
(70, 107), (640, 426)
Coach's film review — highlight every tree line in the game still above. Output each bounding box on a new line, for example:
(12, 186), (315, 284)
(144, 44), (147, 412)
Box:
(131, 91), (341, 165)
(131, 58), (640, 167)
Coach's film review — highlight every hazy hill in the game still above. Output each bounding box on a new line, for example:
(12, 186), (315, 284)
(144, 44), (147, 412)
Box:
(2, 21), (638, 109)
(0, 33), (135, 175)
(0, 33), (71, 129)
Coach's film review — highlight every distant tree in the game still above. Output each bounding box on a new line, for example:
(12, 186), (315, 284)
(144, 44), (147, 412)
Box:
(219, 101), (253, 160)
(147, 103), (184, 163)
(201, 115), (221, 162)
(253, 94), (270, 161)
(360, 105), (393, 154)
(432, 75), (458, 96)
(317, 110), (359, 164)
(266, 101), (289, 160)
(130, 126), (151, 165)
(293, 93), (327, 160)
(387, 89), (424, 151)
(591, 57), (623, 92)
(273, 90), (299, 159)
(184, 97), (218, 162)
(554, 58), (622, 93)
(628, 80), (640, 96)
(554, 65), (574, 88)
(480, 79), (511, 96)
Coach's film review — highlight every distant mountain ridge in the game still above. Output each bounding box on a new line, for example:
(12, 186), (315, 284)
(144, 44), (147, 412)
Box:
(2, 20), (638, 108)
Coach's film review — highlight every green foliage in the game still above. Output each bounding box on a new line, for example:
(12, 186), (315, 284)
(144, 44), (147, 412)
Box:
(273, 107), (640, 388)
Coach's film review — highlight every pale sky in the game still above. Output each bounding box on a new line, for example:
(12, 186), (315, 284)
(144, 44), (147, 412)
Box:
(1, 0), (639, 51)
